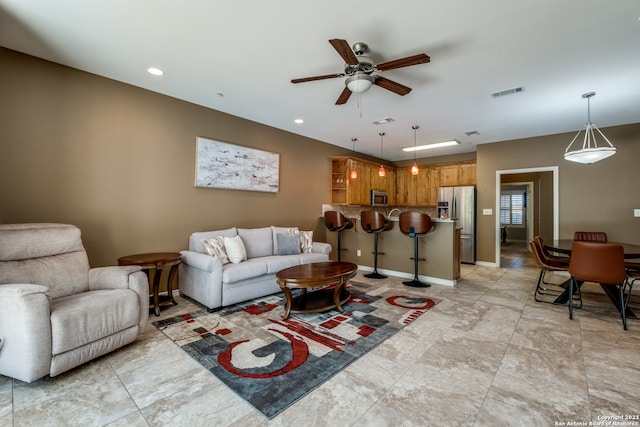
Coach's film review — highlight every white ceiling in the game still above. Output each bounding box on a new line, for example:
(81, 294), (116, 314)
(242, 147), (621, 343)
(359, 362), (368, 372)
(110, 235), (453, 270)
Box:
(1, 0), (639, 161)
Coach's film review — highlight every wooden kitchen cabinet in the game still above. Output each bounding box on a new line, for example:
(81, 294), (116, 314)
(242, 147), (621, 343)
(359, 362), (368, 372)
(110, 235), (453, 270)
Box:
(459, 162), (477, 185)
(330, 157), (384, 205)
(332, 156), (473, 206)
(438, 164), (460, 187)
(395, 168), (416, 206)
(437, 162), (477, 187)
(348, 159), (370, 205)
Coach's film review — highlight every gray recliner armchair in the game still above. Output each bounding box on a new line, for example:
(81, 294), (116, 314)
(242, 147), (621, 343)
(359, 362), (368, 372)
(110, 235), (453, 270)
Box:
(0, 223), (149, 383)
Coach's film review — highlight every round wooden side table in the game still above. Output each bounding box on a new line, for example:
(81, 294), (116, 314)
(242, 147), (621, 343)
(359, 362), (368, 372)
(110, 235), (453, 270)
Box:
(117, 252), (181, 316)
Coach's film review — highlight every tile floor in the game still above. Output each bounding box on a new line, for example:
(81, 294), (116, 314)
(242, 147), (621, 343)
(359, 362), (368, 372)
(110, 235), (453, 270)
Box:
(1, 243), (639, 426)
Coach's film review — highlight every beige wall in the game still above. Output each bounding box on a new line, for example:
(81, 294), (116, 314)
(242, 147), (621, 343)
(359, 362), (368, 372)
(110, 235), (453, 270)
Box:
(477, 124), (640, 264)
(0, 48), (356, 266)
(2, 48), (639, 267)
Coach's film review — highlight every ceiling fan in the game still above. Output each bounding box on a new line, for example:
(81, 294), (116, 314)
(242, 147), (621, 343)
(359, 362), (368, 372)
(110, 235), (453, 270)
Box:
(291, 39), (430, 105)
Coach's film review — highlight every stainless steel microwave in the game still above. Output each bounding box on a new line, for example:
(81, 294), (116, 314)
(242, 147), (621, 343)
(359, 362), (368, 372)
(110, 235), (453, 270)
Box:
(370, 190), (388, 206)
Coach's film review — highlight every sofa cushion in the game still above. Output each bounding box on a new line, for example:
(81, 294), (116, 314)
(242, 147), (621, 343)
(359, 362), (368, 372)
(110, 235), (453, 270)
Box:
(189, 228), (237, 253)
(299, 252), (330, 264)
(252, 255), (301, 274)
(223, 236), (247, 264)
(299, 230), (314, 253)
(238, 227), (273, 258)
(50, 289), (139, 355)
(275, 234), (301, 256)
(202, 236), (230, 264)
(271, 226), (299, 254)
(222, 260), (268, 283)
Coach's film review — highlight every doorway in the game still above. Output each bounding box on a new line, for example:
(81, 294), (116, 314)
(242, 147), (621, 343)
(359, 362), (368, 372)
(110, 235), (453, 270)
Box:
(495, 167), (559, 268)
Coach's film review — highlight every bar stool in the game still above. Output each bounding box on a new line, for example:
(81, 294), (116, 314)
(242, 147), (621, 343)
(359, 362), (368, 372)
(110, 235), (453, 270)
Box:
(360, 210), (392, 279)
(399, 212), (434, 287)
(323, 211), (354, 261)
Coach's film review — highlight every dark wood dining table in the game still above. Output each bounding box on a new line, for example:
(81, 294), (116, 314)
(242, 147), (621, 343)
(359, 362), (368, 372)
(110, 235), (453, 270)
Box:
(544, 239), (640, 319)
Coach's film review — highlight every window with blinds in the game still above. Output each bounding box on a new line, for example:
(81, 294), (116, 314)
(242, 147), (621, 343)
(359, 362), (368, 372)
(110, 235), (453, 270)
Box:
(500, 191), (525, 226)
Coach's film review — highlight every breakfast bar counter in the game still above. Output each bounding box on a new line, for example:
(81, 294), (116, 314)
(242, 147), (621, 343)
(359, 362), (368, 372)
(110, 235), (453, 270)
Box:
(324, 215), (461, 286)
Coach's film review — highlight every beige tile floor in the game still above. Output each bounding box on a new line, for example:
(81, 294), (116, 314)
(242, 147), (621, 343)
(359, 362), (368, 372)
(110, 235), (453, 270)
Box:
(2, 243), (639, 426)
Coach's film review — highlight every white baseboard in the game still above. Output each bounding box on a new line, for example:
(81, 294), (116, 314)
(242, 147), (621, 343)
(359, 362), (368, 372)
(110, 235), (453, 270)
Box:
(356, 265), (457, 287)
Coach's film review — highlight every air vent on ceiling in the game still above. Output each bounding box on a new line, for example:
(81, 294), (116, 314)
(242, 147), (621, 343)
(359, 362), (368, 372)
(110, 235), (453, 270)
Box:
(371, 117), (395, 125)
(465, 130), (480, 136)
(491, 86), (525, 98)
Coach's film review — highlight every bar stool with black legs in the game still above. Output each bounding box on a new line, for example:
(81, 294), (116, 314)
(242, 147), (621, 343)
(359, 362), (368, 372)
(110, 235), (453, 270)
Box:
(323, 211), (354, 261)
(360, 210), (392, 279)
(399, 212), (434, 287)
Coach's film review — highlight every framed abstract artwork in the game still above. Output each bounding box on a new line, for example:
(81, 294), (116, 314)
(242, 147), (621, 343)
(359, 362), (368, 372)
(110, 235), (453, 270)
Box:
(195, 136), (280, 192)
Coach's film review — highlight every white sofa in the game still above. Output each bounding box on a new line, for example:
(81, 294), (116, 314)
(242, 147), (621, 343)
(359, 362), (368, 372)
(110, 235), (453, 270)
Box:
(179, 226), (331, 310)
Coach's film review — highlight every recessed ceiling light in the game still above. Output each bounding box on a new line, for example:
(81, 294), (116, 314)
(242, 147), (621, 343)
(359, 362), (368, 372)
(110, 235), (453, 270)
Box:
(402, 140), (460, 152)
(146, 67), (164, 76)
(294, 118), (304, 124)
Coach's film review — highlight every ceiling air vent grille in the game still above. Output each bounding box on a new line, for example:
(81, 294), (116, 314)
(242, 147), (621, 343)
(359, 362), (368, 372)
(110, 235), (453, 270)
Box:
(371, 117), (395, 125)
(491, 86), (525, 98)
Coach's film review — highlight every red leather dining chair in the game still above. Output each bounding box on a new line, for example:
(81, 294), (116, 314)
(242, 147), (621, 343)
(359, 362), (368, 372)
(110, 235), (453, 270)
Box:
(529, 239), (572, 305)
(568, 241), (629, 329)
(574, 231), (608, 243)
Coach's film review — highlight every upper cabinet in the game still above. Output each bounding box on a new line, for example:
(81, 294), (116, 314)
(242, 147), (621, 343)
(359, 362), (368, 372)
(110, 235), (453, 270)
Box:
(396, 161), (476, 206)
(458, 162), (477, 186)
(331, 157), (391, 205)
(331, 157), (475, 206)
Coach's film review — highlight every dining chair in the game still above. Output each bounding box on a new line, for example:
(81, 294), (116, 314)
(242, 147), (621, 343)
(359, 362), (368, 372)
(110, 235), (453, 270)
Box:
(535, 236), (571, 262)
(529, 239), (573, 305)
(568, 241), (628, 329)
(625, 262), (640, 313)
(573, 231), (608, 243)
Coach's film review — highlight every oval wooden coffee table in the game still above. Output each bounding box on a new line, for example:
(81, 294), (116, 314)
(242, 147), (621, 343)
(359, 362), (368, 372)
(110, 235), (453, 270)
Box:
(276, 261), (358, 320)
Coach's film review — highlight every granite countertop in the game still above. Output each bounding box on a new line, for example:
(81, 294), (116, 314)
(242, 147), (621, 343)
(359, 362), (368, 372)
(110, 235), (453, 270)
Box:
(341, 215), (456, 223)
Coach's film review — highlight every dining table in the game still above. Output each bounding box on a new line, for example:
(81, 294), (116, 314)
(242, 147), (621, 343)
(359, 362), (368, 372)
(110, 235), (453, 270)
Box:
(544, 239), (640, 319)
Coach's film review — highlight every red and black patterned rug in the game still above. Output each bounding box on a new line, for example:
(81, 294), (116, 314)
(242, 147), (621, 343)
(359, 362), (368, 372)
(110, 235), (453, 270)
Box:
(153, 281), (438, 419)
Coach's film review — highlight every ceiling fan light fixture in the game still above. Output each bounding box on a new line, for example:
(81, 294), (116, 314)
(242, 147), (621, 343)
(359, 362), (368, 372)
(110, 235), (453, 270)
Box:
(346, 74), (374, 93)
(564, 92), (616, 165)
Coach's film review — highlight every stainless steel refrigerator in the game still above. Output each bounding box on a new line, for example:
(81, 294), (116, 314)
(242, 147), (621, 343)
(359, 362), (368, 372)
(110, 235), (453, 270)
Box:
(437, 186), (476, 264)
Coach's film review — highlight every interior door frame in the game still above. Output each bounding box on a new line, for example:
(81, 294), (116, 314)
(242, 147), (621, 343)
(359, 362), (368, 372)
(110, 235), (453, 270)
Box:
(495, 166), (559, 267)
(500, 181), (534, 243)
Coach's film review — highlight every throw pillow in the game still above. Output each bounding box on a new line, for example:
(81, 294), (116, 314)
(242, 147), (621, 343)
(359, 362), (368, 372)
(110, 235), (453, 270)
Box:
(202, 236), (230, 264)
(223, 235), (247, 264)
(276, 233), (301, 256)
(299, 230), (313, 253)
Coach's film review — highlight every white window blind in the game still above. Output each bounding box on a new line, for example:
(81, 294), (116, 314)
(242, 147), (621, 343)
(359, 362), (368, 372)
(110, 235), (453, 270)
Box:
(500, 191), (525, 225)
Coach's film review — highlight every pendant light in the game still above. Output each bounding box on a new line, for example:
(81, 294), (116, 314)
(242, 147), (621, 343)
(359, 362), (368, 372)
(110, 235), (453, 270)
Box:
(410, 125), (419, 175)
(564, 92), (616, 164)
(378, 132), (386, 177)
(350, 138), (358, 179)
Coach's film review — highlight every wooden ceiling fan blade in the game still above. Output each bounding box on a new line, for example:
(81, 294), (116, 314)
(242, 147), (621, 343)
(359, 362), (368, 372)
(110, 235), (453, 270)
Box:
(374, 76), (412, 96)
(291, 73), (343, 84)
(335, 87), (352, 105)
(376, 53), (430, 71)
(329, 39), (359, 65)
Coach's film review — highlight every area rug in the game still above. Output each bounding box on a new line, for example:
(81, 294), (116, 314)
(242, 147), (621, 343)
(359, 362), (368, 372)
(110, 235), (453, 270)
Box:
(153, 281), (438, 419)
